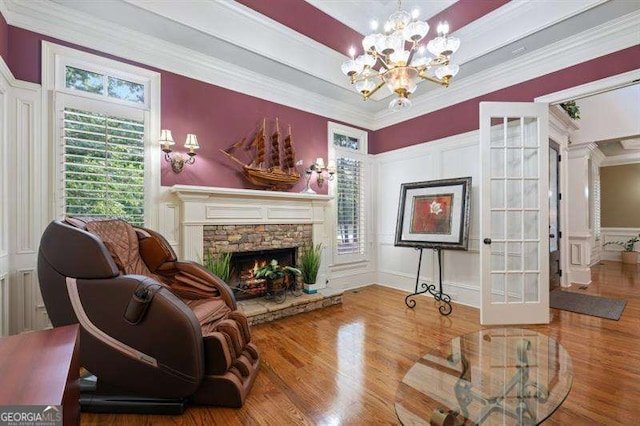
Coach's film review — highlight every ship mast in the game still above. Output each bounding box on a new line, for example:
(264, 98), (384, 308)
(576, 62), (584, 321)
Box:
(270, 117), (281, 172)
(283, 125), (296, 173)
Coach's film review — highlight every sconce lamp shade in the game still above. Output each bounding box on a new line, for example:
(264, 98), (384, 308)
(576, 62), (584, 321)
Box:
(327, 160), (336, 173)
(315, 157), (325, 169)
(184, 134), (200, 150)
(159, 129), (175, 151)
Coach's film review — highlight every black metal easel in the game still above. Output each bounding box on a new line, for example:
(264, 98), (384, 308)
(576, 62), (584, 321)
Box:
(405, 247), (453, 316)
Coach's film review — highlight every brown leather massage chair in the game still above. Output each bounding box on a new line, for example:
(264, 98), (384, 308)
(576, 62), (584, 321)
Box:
(37, 217), (259, 414)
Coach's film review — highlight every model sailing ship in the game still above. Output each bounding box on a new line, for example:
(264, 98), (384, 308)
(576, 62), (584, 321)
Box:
(220, 118), (300, 190)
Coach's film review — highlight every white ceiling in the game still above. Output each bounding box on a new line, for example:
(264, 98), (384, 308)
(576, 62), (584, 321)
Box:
(8, 0), (640, 129)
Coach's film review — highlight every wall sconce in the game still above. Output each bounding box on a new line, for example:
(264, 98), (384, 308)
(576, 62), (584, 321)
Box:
(300, 157), (336, 194)
(160, 129), (200, 173)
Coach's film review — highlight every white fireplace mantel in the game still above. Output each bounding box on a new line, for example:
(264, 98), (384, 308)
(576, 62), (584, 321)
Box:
(170, 185), (333, 262)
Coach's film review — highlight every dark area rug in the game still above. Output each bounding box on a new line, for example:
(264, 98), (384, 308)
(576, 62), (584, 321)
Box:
(550, 289), (626, 320)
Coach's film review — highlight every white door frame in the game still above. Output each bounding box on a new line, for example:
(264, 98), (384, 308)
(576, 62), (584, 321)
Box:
(534, 69), (640, 288)
(480, 102), (550, 325)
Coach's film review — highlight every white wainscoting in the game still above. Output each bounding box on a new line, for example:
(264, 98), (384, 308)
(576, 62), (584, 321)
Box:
(5, 72), (50, 333)
(373, 131), (482, 308)
(567, 233), (593, 285)
(601, 228), (640, 263)
(0, 56), (49, 334)
(0, 65), (8, 336)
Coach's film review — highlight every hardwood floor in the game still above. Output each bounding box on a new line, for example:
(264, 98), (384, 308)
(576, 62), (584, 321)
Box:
(83, 260), (640, 425)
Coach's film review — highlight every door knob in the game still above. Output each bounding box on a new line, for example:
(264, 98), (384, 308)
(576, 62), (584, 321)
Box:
(483, 238), (492, 245)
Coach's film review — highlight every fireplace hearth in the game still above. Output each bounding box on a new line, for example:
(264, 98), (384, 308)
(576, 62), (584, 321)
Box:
(229, 247), (297, 300)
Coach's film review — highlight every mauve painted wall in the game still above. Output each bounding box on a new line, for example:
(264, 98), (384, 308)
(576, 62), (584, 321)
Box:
(6, 26), (344, 192)
(236, 0), (362, 55)
(160, 71), (332, 191)
(370, 45), (640, 154)
(0, 12), (8, 62)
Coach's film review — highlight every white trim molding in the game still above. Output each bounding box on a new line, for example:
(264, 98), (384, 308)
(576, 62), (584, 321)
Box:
(41, 41), (162, 230)
(374, 10), (640, 129)
(1, 0), (637, 131)
(601, 153), (640, 167)
(600, 228), (640, 263)
(3, 0), (373, 129)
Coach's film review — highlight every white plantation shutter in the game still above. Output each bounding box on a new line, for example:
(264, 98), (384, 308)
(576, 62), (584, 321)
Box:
(594, 165), (601, 240)
(62, 107), (145, 225)
(336, 156), (365, 255)
(330, 122), (369, 263)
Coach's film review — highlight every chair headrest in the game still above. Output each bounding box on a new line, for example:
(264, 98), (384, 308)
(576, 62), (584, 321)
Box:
(39, 221), (120, 279)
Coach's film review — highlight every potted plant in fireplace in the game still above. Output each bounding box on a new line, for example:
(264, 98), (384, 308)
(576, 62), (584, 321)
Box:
(603, 234), (640, 264)
(254, 259), (301, 303)
(300, 243), (323, 294)
(203, 251), (232, 282)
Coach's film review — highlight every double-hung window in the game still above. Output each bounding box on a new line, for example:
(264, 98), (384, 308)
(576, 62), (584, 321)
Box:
(45, 42), (160, 227)
(328, 122), (369, 264)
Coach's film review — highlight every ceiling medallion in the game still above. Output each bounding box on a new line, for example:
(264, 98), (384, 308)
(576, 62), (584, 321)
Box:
(341, 0), (461, 111)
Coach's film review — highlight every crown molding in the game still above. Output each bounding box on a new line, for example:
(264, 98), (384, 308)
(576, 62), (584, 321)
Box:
(3, 0), (374, 129)
(535, 69), (640, 104)
(2, 0), (638, 133)
(601, 152), (640, 167)
(453, 0), (605, 65)
(372, 10), (640, 130)
(122, 0), (354, 92)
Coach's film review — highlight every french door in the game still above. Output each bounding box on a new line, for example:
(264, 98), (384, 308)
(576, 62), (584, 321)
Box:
(480, 102), (550, 325)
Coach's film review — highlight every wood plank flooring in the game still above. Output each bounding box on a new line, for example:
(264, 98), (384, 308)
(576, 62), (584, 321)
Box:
(82, 260), (640, 425)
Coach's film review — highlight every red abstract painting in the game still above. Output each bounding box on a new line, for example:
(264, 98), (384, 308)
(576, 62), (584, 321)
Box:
(410, 194), (454, 234)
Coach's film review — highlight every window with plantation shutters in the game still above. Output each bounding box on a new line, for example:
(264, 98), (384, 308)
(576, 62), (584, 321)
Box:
(62, 107), (145, 225)
(593, 164), (601, 240)
(336, 156), (365, 255)
(329, 123), (369, 263)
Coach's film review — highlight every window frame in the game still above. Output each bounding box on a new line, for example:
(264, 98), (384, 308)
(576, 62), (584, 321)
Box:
(56, 56), (150, 109)
(328, 121), (370, 265)
(43, 42), (161, 228)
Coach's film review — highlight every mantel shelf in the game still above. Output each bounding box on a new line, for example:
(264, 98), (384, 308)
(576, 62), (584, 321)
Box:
(170, 185), (333, 202)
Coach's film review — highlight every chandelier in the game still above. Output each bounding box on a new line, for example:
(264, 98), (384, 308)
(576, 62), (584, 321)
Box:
(340, 1), (461, 111)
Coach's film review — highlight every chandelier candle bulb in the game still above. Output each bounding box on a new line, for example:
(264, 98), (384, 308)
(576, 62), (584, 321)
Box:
(340, 0), (460, 110)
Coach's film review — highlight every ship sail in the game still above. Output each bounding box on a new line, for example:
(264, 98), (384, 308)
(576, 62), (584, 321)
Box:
(220, 117), (300, 190)
(270, 117), (281, 171)
(249, 118), (266, 168)
(283, 125), (296, 172)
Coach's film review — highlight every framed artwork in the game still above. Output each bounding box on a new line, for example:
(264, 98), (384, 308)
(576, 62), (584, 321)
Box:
(394, 177), (472, 250)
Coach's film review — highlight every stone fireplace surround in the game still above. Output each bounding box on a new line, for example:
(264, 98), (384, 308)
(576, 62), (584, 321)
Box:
(204, 223), (312, 257)
(171, 185), (342, 322)
(204, 224), (311, 299)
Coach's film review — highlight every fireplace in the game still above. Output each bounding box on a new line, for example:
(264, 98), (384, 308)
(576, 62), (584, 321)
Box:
(171, 185), (331, 298)
(229, 247), (297, 300)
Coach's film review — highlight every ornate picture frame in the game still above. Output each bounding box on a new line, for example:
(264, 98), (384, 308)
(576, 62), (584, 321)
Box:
(394, 177), (472, 250)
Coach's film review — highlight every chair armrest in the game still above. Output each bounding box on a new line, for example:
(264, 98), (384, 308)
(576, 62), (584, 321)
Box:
(156, 261), (237, 310)
(72, 275), (205, 398)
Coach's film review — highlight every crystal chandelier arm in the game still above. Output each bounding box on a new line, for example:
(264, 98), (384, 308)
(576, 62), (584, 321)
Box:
(418, 73), (449, 87)
(362, 80), (386, 99)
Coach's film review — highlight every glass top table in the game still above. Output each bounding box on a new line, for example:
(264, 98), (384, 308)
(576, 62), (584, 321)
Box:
(395, 328), (573, 426)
